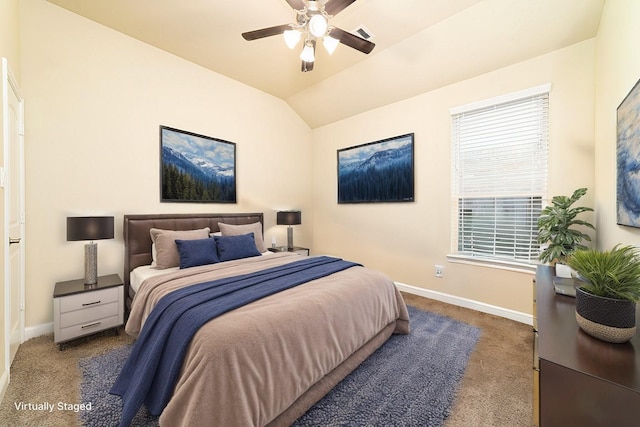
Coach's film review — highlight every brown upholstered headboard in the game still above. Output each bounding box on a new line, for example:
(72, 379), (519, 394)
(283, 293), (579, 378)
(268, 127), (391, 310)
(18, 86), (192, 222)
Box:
(123, 212), (264, 311)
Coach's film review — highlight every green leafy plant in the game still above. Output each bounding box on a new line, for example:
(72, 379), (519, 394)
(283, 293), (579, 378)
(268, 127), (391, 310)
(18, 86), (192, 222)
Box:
(537, 188), (595, 264)
(567, 245), (640, 302)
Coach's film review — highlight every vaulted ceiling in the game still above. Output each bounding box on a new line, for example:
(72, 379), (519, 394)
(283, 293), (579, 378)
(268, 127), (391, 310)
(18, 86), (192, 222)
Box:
(46, 0), (604, 128)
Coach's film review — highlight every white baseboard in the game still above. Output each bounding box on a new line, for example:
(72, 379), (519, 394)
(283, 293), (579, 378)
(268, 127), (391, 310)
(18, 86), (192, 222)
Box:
(395, 282), (533, 325)
(24, 322), (53, 341)
(18, 286), (532, 343)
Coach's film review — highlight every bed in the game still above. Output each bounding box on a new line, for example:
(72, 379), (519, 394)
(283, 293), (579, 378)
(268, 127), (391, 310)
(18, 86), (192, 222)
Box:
(116, 212), (410, 426)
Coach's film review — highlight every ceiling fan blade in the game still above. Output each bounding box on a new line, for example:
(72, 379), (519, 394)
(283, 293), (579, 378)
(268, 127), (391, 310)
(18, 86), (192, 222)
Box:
(328, 27), (375, 54)
(285, 0), (305, 10)
(325, 0), (356, 15)
(242, 24), (291, 41)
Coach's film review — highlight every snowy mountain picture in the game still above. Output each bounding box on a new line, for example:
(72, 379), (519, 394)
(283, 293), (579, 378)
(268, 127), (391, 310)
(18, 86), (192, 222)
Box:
(160, 126), (236, 202)
(338, 134), (414, 203)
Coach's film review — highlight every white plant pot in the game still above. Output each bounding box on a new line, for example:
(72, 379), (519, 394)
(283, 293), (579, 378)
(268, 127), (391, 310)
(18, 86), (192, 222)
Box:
(555, 263), (573, 278)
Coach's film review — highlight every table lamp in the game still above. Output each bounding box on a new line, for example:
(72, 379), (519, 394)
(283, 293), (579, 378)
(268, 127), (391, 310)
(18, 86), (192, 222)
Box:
(67, 216), (114, 285)
(277, 210), (301, 249)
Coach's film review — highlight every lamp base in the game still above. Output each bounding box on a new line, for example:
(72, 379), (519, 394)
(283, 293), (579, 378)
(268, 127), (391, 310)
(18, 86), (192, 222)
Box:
(84, 242), (98, 285)
(287, 226), (294, 249)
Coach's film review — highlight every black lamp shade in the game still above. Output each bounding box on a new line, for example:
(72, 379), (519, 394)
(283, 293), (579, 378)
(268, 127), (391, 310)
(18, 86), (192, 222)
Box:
(67, 216), (114, 241)
(277, 211), (301, 226)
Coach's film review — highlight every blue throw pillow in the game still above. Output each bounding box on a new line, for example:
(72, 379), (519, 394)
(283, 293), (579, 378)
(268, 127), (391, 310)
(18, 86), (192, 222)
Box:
(175, 237), (220, 269)
(214, 233), (261, 262)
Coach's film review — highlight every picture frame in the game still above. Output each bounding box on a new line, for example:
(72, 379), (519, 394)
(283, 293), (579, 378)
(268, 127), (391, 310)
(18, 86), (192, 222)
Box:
(616, 78), (640, 227)
(337, 133), (414, 204)
(160, 126), (236, 203)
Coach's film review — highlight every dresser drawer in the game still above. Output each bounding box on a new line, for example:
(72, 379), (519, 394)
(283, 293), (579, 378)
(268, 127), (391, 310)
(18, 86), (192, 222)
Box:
(57, 314), (121, 343)
(58, 287), (119, 313)
(59, 300), (119, 328)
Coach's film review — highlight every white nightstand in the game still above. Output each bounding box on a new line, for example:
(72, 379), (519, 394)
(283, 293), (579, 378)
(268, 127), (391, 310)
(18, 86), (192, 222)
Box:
(53, 274), (124, 349)
(268, 246), (310, 256)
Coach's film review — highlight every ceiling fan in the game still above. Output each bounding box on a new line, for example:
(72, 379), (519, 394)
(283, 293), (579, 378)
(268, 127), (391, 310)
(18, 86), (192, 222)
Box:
(242, 0), (375, 72)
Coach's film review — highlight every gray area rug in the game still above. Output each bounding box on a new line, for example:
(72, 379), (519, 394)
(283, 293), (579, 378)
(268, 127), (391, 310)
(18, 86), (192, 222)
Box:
(79, 305), (480, 426)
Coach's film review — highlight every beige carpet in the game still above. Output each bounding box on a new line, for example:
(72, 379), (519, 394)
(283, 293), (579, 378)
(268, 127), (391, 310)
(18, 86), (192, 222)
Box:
(0, 293), (533, 426)
(401, 294), (534, 427)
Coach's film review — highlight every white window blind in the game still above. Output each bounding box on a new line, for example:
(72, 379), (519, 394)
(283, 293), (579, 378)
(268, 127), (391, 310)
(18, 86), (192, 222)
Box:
(451, 86), (549, 264)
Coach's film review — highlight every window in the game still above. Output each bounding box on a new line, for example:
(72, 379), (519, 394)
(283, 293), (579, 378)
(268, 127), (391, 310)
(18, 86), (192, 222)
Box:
(450, 84), (550, 266)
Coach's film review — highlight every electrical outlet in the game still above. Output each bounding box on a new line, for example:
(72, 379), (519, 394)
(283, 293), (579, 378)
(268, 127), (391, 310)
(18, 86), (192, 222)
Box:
(435, 265), (444, 278)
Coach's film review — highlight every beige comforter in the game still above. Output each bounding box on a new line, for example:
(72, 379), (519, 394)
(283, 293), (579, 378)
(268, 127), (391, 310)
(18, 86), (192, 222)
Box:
(126, 253), (409, 426)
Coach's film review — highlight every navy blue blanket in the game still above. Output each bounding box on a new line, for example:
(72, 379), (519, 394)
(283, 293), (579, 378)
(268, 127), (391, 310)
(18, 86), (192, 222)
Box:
(110, 256), (360, 427)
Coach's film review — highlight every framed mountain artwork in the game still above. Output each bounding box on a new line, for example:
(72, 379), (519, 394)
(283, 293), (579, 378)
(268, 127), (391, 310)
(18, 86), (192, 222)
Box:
(337, 133), (414, 204)
(160, 126), (236, 203)
(617, 79), (640, 227)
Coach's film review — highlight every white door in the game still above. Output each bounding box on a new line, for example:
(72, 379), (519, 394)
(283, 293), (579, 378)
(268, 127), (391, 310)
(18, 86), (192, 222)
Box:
(3, 57), (25, 370)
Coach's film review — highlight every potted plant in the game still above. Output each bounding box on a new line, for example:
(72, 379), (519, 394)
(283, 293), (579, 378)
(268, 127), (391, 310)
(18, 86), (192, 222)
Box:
(537, 188), (595, 277)
(567, 245), (640, 343)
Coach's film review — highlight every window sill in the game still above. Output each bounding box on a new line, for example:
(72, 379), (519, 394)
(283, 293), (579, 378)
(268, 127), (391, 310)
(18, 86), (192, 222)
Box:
(446, 254), (537, 274)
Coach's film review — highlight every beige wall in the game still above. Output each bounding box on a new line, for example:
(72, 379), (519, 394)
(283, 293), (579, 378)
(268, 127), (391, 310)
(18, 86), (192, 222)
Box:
(594, 0), (640, 249)
(0, 0), (20, 77)
(19, 0), (313, 328)
(312, 40), (596, 315)
(15, 0), (635, 330)
(0, 0), (20, 401)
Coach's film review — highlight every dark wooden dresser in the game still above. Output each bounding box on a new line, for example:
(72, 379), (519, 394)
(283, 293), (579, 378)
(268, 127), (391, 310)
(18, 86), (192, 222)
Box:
(534, 266), (640, 426)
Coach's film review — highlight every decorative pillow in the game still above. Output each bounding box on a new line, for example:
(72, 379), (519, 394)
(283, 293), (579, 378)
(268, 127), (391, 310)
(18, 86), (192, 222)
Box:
(149, 227), (211, 269)
(151, 243), (157, 267)
(214, 233), (261, 262)
(218, 222), (265, 253)
(175, 238), (219, 269)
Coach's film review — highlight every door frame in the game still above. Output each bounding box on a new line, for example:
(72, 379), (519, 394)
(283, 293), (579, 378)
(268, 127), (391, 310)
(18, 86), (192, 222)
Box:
(2, 57), (25, 377)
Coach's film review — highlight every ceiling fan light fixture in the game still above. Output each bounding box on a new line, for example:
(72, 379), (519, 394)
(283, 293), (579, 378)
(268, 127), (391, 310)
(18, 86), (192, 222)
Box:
(300, 41), (315, 63)
(283, 29), (301, 49)
(242, 0), (374, 72)
(323, 35), (339, 55)
(308, 14), (328, 38)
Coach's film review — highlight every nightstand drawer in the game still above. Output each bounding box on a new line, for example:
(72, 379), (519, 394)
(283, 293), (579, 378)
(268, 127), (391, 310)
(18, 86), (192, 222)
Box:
(57, 314), (121, 343)
(60, 300), (119, 328)
(59, 287), (119, 313)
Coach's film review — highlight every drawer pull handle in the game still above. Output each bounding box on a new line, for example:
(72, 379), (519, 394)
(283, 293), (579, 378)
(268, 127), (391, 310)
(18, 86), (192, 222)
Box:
(81, 322), (101, 329)
(82, 300), (101, 307)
